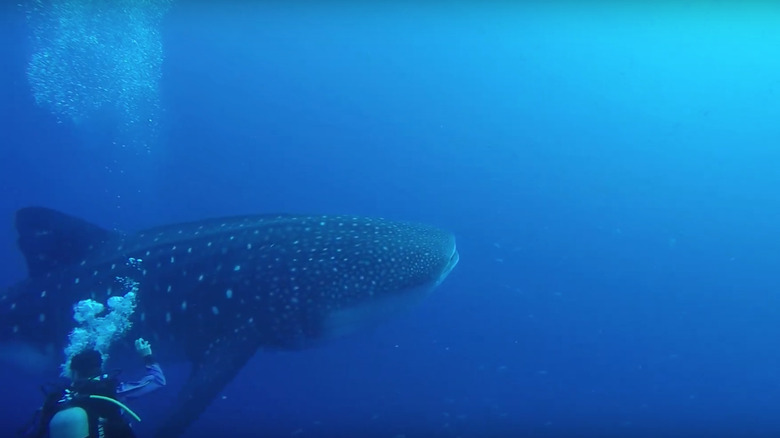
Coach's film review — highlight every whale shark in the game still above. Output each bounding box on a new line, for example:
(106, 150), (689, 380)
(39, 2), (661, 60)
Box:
(0, 207), (459, 437)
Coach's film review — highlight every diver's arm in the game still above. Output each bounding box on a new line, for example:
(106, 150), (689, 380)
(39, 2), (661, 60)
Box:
(116, 355), (167, 400)
(116, 338), (167, 401)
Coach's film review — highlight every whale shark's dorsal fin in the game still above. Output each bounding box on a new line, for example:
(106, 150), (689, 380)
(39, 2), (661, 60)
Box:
(15, 207), (119, 278)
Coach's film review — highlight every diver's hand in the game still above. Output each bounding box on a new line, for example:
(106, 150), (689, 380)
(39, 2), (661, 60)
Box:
(135, 338), (152, 357)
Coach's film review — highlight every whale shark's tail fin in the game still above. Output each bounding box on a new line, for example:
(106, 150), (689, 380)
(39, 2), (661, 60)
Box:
(15, 207), (120, 278)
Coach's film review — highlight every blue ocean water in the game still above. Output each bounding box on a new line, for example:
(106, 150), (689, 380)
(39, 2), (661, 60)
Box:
(2, 2), (780, 437)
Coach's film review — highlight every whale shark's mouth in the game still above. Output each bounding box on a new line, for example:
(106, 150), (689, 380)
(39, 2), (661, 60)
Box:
(436, 244), (459, 286)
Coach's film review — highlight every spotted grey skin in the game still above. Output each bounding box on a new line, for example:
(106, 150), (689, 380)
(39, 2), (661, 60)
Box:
(0, 207), (459, 437)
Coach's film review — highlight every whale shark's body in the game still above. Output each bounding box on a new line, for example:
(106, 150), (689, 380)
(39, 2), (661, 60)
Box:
(0, 207), (459, 437)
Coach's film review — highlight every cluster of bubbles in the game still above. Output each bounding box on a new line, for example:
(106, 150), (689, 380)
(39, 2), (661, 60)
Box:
(126, 257), (143, 269)
(61, 269), (141, 378)
(24, 0), (173, 151)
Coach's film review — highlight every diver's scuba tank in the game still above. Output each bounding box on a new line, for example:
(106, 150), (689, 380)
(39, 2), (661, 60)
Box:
(24, 372), (141, 438)
(48, 407), (89, 438)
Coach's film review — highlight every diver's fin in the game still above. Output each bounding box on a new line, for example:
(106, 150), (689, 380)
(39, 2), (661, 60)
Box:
(153, 335), (262, 438)
(15, 207), (119, 277)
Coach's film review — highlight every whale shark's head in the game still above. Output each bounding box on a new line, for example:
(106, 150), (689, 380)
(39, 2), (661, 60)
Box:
(339, 218), (459, 295)
(303, 217), (459, 339)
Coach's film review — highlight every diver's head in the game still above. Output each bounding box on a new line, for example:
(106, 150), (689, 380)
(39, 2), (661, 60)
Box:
(69, 349), (103, 381)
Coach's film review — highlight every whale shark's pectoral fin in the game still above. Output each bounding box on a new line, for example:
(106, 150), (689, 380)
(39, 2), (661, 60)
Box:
(153, 335), (261, 438)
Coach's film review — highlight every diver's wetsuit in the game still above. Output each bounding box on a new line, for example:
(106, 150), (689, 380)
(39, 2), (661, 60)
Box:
(115, 356), (167, 401)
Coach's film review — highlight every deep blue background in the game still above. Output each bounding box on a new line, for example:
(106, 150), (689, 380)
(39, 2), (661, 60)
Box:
(2, 2), (780, 437)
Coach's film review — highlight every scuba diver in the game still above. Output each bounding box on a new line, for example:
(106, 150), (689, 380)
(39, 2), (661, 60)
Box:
(18, 338), (166, 438)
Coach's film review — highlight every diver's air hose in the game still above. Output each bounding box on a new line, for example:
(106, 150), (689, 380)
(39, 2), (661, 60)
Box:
(88, 395), (142, 422)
